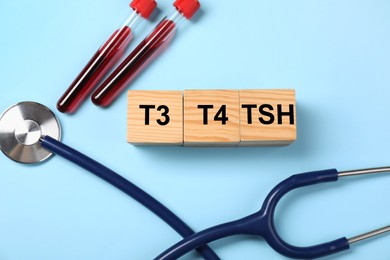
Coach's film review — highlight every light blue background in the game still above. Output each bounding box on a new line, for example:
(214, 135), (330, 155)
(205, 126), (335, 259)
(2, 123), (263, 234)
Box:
(1, 0), (390, 259)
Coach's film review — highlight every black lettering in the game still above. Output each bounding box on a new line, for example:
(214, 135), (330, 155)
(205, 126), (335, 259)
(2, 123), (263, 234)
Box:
(277, 104), (294, 124)
(139, 105), (155, 125)
(214, 105), (228, 125)
(198, 105), (213, 125)
(156, 105), (170, 126)
(241, 104), (257, 124)
(259, 104), (274, 125)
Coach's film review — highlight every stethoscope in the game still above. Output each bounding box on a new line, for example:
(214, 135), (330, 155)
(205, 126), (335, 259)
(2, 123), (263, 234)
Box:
(2, 102), (390, 259)
(0, 101), (220, 260)
(155, 168), (390, 259)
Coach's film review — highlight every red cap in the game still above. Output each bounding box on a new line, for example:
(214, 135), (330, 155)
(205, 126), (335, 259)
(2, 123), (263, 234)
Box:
(130, 0), (157, 19)
(174, 0), (200, 20)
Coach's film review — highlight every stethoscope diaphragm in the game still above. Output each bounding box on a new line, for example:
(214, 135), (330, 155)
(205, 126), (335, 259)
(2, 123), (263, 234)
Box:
(0, 102), (61, 163)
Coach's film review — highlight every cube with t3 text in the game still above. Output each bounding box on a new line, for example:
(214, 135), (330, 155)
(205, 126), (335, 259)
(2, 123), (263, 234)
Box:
(127, 90), (183, 145)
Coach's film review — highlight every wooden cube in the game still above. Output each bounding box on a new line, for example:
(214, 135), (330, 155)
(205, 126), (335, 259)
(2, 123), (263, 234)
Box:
(127, 90), (183, 145)
(239, 89), (296, 146)
(184, 90), (240, 146)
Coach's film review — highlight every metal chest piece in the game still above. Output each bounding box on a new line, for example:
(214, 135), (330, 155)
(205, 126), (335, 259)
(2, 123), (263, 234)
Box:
(0, 102), (61, 164)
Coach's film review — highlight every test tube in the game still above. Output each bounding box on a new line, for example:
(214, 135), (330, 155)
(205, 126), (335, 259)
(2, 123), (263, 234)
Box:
(57, 0), (157, 114)
(91, 0), (201, 107)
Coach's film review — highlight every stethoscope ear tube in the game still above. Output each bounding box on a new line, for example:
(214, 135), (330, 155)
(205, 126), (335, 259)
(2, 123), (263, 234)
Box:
(40, 135), (219, 260)
(156, 167), (390, 260)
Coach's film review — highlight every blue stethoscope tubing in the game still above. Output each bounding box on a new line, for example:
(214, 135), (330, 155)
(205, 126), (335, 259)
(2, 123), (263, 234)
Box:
(40, 135), (220, 260)
(155, 168), (390, 260)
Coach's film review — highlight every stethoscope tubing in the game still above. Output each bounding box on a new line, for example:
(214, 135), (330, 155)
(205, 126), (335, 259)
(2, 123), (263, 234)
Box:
(155, 167), (390, 259)
(40, 135), (220, 260)
(155, 169), (351, 260)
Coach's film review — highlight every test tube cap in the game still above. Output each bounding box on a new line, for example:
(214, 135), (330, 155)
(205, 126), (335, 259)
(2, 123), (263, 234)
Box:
(174, 0), (200, 19)
(130, 0), (157, 19)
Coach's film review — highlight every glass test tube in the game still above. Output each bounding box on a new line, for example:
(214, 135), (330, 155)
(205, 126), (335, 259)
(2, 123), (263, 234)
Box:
(91, 0), (201, 107)
(57, 0), (157, 114)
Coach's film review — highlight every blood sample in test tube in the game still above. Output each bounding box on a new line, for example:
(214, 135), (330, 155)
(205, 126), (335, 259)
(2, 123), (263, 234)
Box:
(91, 0), (201, 107)
(57, 0), (157, 114)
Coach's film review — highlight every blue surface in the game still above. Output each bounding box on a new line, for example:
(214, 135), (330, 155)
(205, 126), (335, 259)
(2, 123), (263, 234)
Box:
(1, 0), (390, 259)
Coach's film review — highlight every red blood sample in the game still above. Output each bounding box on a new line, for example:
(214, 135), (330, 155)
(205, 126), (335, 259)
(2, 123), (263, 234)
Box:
(57, 26), (132, 113)
(91, 20), (176, 107)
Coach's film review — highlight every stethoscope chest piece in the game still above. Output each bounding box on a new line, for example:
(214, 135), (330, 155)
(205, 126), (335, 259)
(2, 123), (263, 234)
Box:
(0, 102), (61, 164)
(0, 101), (219, 259)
